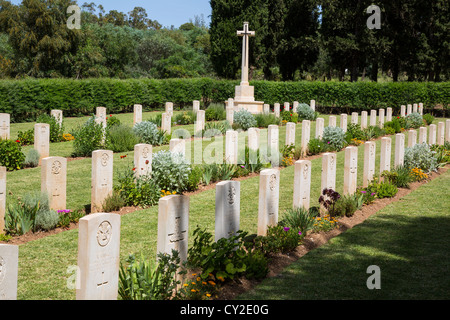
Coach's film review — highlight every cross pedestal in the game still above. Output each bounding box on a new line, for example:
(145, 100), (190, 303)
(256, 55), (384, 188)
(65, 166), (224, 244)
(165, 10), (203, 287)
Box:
(226, 22), (264, 114)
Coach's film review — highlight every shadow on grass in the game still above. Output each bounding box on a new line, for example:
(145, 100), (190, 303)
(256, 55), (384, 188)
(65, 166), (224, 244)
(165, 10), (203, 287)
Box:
(240, 213), (450, 300)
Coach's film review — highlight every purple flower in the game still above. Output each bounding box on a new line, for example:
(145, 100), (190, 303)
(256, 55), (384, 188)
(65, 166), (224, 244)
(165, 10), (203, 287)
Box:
(298, 231), (302, 236)
(283, 227), (290, 232)
(361, 191), (367, 194)
(327, 141), (331, 144)
(240, 165), (245, 168)
(371, 193), (376, 196)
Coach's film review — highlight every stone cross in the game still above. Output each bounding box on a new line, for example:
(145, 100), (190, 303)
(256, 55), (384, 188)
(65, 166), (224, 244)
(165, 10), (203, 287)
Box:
(34, 123), (50, 166)
(133, 104), (142, 125)
(363, 141), (376, 188)
(0, 167), (5, 235)
(0, 244), (19, 300)
(237, 22), (255, 85)
(41, 157), (67, 211)
(76, 213), (121, 300)
(301, 120), (311, 155)
(285, 122), (296, 146)
(394, 133), (405, 168)
(380, 137), (391, 175)
(316, 118), (324, 139)
(134, 144), (152, 178)
(257, 169), (279, 236)
(215, 181), (240, 242)
(157, 195), (189, 263)
(293, 160), (311, 210)
(0, 114), (10, 141)
(91, 150), (113, 214)
(343, 146), (358, 195)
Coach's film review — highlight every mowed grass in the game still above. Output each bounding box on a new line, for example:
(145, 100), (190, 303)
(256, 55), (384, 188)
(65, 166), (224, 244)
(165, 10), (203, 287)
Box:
(6, 109), (449, 300)
(239, 169), (450, 300)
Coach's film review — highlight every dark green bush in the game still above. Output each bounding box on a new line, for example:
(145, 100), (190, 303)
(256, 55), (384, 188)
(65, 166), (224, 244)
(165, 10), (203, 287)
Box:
(106, 124), (139, 153)
(17, 129), (34, 146)
(36, 114), (64, 142)
(0, 139), (25, 171)
(70, 116), (105, 157)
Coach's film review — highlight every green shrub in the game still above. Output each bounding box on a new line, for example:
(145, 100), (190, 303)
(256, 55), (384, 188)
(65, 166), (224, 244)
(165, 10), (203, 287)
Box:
(280, 207), (316, 235)
(238, 147), (266, 174)
(202, 121), (231, 137)
(322, 126), (346, 151)
(345, 123), (366, 141)
(71, 116), (105, 157)
(34, 209), (59, 231)
(404, 112), (423, 129)
(255, 225), (303, 254)
(280, 110), (298, 123)
(296, 103), (318, 121)
(186, 165), (203, 192)
(17, 129), (34, 146)
(384, 119), (402, 133)
(205, 103), (226, 121)
(151, 150), (191, 193)
(362, 125), (385, 140)
(333, 194), (363, 217)
(233, 109), (257, 131)
(254, 113), (281, 128)
(102, 190), (126, 212)
(106, 115), (121, 128)
(106, 124), (139, 153)
(24, 149), (40, 168)
(147, 113), (162, 127)
(174, 111), (196, 125)
(382, 166), (413, 188)
(423, 114), (434, 126)
(404, 143), (439, 173)
(0, 140), (25, 171)
(307, 138), (329, 155)
(36, 114), (64, 143)
(133, 121), (167, 146)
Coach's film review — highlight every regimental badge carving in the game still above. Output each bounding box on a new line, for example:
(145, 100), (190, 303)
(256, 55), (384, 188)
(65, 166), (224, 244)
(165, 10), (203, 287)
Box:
(0, 256), (5, 285)
(303, 164), (309, 179)
(142, 147), (149, 159)
(227, 186), (236, 205)
(101, 153), (109, 167)
(41, 125), (47, 134)
(269, 174), (277, 191)
(97, 221), (112, 247)
(51, 160), (62, 175)
(330, 155), (335, 168)
(370, 144), (375, 157)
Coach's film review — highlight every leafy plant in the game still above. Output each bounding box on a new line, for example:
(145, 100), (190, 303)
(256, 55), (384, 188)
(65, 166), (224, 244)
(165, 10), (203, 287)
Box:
(253, 225), (303, 254)
(0, 140), (25, 171)
(307, 138), (329, 155)
(404, 143), (439, 173)
(36, 114), (64, 142)
(238, 147), (266, 173)
(202, 121), (231, 138)
(296, 103), (318, 121)
(254, 113), (281, 128)
(24, 148), (40, 168)
(17, 129), (34, 146)
(71, 116), (105, 157)
(318, 188), (341, 217)
(102, 190), (126, 212)
(133, 121), (168, 146)
(382, 166), (413, 188)
(151, 150), (191, 193)
(280, 207), (316, 235)
(205, 103), (226, 121)
(404, 112), (423, 129)
(106, 115), (121, 128)
(423, 114), (434, 126)
(233, 109), (257, 131)
(174, 111), (196, 125)
(106, 124), (139, 153)
(280, 110), (298, 123)
(322, 126), (346, 151)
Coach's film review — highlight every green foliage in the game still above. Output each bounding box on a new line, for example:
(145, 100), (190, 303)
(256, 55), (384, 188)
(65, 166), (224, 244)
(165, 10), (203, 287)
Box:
(36, 114), (64, 142)
(404, 112), (423, 129)
(423, 114), (435, 126)
(430, 143), (450, 166)
(186, 165), (203, 192)
(151, 150), (191, 193)
(201, 163), (237, 185)
(364, 177), (398, 199)
(362, 126), (385, 141)
(71, 116), (105, 157)
(106, 124), (139, 153)
(0, 140), (25, 171)
(106, 115), (121, 128)
(382, 166), (413, 189)
(115, 166), (160, 208)
(332, 194), (363, 218)
(384, 119), (403, 133)
(102, 190), (126, 213)
(24, 149), (40, 168)
(254, 113), (281, 128)
(174, 111), (196, 125)
(202, 121), (231, 138)
(238, 147), (266, 174)
(133, 121), (167, 146)
(254, 225), (304, 255)
(118, 250), (183, 300)
(307, 138), (329, 155)
(296, 103), (317, 121)
(205, 103), (226, 121)
(345, 123), (366, 141)
(322, 126), (346, 151)
(280, 110), (298, 123)
(233, 109), (257, 131)
(56, 209), (85, 229)
(17, 129), (34, 146)
(280, 207), (316, 235)
(404, 143), (439, 173)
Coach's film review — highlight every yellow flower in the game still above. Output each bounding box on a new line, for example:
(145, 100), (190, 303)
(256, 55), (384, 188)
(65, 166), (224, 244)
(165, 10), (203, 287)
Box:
(191, 282), (196, 285)
(208, 281), (216, 286)
(183, 283), (189, 287)
(197, 277), (201, 282)
(206, 293), (211, 297)
(191, 289), (196, 293)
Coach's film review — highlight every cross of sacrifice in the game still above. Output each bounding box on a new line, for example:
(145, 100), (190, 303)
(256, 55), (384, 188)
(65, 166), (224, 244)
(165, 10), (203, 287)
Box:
(237, 22), (255, 85)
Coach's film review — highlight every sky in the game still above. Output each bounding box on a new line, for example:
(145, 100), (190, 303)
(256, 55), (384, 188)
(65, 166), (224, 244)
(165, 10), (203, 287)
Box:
(9, 0), (212, 29)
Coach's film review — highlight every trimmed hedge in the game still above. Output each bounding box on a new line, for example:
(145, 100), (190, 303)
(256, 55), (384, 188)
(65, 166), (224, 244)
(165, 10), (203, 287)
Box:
(0, 78), (448, 122)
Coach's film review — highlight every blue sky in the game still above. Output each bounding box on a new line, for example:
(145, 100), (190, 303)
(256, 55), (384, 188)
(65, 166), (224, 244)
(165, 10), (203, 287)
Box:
(9, 0), (212, 28)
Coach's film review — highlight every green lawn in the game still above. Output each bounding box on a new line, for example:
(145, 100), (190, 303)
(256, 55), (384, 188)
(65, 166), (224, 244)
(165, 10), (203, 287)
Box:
(4, 109), (449, 300)
(239, 168), (450, 300)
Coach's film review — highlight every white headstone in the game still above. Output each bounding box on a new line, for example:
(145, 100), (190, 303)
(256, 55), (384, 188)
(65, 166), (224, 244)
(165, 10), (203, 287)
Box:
(437, 122), (445, 146)
(321, 153), (337, 193)
(413, 104), (418, 114)
(363, 141), (376, 188)
(284, 102), (290, 112)
(193, 100), (200, 113)
(165, 102), (174, 117)
(226, 106), (234, 125)
(0, 114), (10, 140)
(0, 244), (19, 300)
(343, 146), (358, 196)
(170, 139), (186, 157)
(257, 169), (279, 236)
(301, 120), (311, 155)
(157, 195), (189, 263)
(407, 104), (412, 115)
(361, 111), (368, 129)
(34, 123), (50, 165)
(400, 105), (406, 117)
(263, 104), (270, 114)
(418, 103), (424, 115)
(41, 157), (67, 211)
(370, 110), (377, 127)
(446, 120), (450, 143)
(76, 213), (121, 300)
(293, 101), (299, 111)
(329, 116), (336, 128)
(340, 114), (348, 133)
(394, 133), (405, 168)
(268, 125), (279, 164)
(380, 137), (391, 174)
(428, 124), (437, 145)
(96, 107), (107, 130)
(51, 110), (63, 127)
(310, 100), (316, 112)
(134, 144), (152, 178)
(408, 130), (417, 148)
(195, 110), (205, 135)
(248, 128), (260, 151)
(91, 150), (113, 214)
(225, 130), (238, 165)
(293, 160), (311, 210)
(161, 113), (172, 135)
(379, 109), (385, 128)
(285, 122), (296, 146)
(419, 127), (427, 144)
(351, 112), (359, 125)
(274, 103), (280, 118)
(133, 104), (142, 125)
(386, 108), (393, 122)
(316, 118), (324, 139)
(215, 181), (240, 242)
